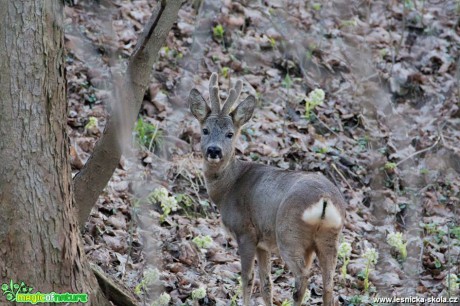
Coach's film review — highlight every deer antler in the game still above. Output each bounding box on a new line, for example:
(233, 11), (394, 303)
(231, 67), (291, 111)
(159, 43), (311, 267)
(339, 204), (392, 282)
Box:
(209, 73), (221, 115)
(221, 80), (243, 115)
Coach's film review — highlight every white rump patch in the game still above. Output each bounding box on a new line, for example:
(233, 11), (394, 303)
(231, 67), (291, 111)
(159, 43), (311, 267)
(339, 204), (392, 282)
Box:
(302, 198), (342, 228)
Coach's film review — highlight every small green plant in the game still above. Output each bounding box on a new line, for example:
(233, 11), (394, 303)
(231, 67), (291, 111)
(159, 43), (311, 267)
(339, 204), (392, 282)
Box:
(175, 193), (193, 208)
(230, 277), (242, 306)
(149, 187), (179, 222)
(340, 18), (357, 28)
(221, 66), (230, 78)
(305, 44), (317, 61)
(404, 0), (415, 9)
(213, 24), (224, 40)
(422, 222), (438, 235)
(134, 117), (162, 151)
(192, 235), (213, 249)
(452, 226), (460, 240)
(384, 162), (397, 172)
(152, 292), (171, 306)
(420, 168), (429, 175)
(444, 274), (459, 294)
(338, 242), (352, 280)
(379, 48), (388, 59)
(282, 73), (293, 89)
(349, 294), (363, 305)
(85, 116), (98, 131)
(434, 258), (442, 269)
(135, 267), (160, 295)
(357, 136), (369, 152)
(387, 231), (407, 260)
(269, 36), (276, 48)
(304, 88), (325, 120)
(281, 299), (292, 306)
(311, 3), (321, 11)
(362, 248), (379, 292)
(313, 146), (329, 154)
(191, 287), (207, 300)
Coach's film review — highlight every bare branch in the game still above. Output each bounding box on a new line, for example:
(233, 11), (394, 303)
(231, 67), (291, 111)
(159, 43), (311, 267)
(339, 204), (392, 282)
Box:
(73, 0), (184, 228)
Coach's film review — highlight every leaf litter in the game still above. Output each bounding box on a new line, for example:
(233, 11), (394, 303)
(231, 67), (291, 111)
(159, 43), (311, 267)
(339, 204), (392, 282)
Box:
(65, 0), (460, 305)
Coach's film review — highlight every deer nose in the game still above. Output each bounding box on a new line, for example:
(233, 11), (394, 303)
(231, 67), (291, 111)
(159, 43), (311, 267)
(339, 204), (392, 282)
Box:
(206, 146), (222, 159)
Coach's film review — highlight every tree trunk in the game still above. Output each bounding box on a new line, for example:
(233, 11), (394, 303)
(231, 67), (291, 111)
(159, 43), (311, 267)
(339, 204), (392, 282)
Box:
(0, 2), (109, 304)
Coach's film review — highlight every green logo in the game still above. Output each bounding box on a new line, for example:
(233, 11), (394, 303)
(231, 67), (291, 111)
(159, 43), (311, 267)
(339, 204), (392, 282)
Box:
(1, 280), (88, 304)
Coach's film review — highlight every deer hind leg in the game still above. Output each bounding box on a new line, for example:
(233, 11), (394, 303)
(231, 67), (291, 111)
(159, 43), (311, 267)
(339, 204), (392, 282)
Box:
(315, 229), (340, 306)
(256, 248), (273, 306)
(293, 249), (315, 306)
(278, 241), (315, 306)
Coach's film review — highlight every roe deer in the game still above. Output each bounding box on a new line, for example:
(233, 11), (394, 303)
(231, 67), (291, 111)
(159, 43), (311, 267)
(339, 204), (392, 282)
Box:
(189, 73), (346, 306)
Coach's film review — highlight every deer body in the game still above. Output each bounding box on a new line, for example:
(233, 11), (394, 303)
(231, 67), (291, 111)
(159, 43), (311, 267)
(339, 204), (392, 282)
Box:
(190, 74), (346, 306)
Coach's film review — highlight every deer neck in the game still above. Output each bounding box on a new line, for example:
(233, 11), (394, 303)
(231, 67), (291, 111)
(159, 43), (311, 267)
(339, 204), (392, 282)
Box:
(203, 157), (244, 206)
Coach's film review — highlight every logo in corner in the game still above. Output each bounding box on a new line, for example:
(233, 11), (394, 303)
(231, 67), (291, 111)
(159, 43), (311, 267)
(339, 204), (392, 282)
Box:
(1, 280), (88, 304)
(1, 280), (33, 302)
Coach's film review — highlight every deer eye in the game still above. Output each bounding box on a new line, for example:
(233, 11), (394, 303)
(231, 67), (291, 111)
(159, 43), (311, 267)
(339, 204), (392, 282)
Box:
(202, 128), (209, 135)
(226, 132), (234, 139)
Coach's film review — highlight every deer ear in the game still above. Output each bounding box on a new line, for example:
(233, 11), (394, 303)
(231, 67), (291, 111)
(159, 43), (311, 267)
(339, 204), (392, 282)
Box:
(231, 95), (256, 127)
(189, 89), (210, 122)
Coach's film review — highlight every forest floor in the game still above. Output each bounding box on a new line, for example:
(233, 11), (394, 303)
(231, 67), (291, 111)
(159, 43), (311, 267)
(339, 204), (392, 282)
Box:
(65, 0), (460, 305)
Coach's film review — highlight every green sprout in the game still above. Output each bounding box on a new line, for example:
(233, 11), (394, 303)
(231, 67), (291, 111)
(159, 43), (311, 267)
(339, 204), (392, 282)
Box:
(404, 0), (415, 9)
(281, 300), (292, 306)
(387, 231), (407, 260)
(384, 162), (397, 171)
(134, 117), (163, 151)
(379, 48), (388, 59)
(85, 116), (98, 130)
(149, 187), (179, 222)
(213, 24), (224, 40)
(340, 19), (357, 28)
(305, 88), (325, 120)
(135, 267), (160, 295)
(152, 292), (171, 306)
(312, 3), (321, 11)
(338, 242), (352, 280)
(282, 73), (293, 89)
(269, 36), (276, 49)
(175, 193), (193, 208)
(444, 274), (459, 294)
(362, 248), (379, 292)
(349, 295), (363, 304)
(192, 235), (213, 249)
(191, 287), (207, 300)
(221, 66), (230, 78)
(452, 226), (460, 240)
(419, 168), (429, 175)
(230, 277), (242, 306)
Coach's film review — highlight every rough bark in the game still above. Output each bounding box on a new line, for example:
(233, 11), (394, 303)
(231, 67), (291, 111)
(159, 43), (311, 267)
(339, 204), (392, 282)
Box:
(73, 0), (184, 228)
(0, 2), (109, 305)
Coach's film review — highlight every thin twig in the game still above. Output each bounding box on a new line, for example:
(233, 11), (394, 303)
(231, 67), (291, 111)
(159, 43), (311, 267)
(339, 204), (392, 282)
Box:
(440, 131), (460, 154)
(396, 136), (441, 166)
(331, 162), (353, 191)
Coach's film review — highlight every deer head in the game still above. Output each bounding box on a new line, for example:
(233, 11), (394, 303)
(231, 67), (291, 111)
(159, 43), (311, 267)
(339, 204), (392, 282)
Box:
(189, 73), (256, 169)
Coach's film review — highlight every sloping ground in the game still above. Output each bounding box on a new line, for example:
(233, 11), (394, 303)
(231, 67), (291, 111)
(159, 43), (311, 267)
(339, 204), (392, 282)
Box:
(65, 0), (460, 305)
